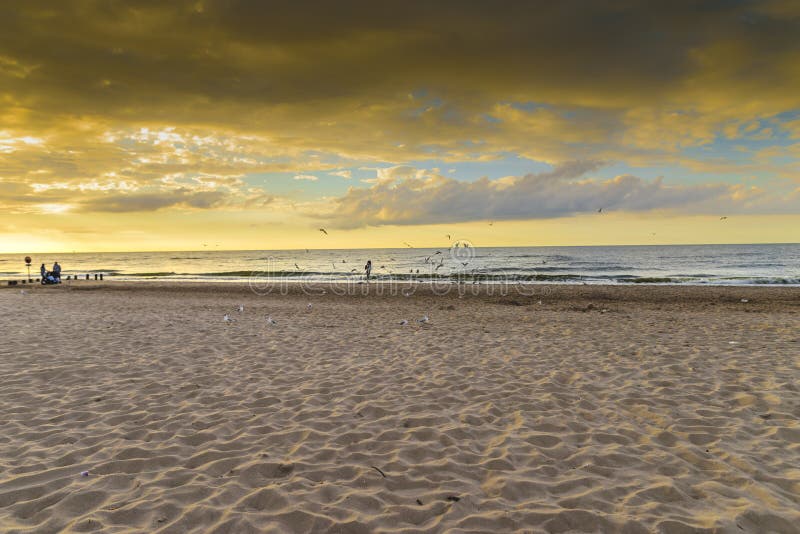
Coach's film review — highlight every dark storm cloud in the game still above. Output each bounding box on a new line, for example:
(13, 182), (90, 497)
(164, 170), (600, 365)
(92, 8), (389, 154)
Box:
(1, 0), (798, 122)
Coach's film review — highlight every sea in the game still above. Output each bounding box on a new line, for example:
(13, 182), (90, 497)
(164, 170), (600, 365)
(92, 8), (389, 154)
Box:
(1, 244), (799, 286)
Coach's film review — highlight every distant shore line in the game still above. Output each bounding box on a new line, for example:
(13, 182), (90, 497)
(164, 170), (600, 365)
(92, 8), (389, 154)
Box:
(4, 273), (799, 288)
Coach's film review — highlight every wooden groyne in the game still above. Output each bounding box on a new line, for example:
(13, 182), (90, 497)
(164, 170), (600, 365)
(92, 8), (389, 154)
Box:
(6, 273), (105, 286)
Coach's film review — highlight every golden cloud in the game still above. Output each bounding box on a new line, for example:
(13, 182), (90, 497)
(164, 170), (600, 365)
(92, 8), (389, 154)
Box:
(0, 0), (798, 224)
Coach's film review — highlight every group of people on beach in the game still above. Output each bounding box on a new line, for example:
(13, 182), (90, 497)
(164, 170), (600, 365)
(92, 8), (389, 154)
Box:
(41, 262), (62, 284)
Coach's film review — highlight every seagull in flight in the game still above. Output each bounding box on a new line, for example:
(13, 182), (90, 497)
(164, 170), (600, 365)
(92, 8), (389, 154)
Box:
(404, 242), (413, 248)
(446, 234), (451, 240)
(597, 208), (603, 213)
(434, 251), (442, 255)
(319, 228), (328, 235)
(295, 263), (300, 270)
(720, 216), (728, 220)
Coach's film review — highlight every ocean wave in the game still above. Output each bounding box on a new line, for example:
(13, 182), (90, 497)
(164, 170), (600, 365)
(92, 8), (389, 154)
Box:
(108, 270), (800, 285)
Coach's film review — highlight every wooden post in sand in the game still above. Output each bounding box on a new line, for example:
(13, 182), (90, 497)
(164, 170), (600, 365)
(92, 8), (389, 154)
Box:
(99, 274), (104, 280)
(85, 274), (90, 280)
(94, 274), (98, 280)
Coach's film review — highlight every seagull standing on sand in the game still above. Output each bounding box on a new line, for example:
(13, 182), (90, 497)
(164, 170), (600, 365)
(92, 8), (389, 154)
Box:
(266, 316), (277, 325)
(399, 319), (408, 326)
(307, 303), (313, 311)
(417, 315), (429, 324)
(223, 314), (235, 323)
(236, 304), (244, 313)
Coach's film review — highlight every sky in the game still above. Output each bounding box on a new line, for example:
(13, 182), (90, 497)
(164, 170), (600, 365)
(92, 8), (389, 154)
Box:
(1, 0), (799, 252)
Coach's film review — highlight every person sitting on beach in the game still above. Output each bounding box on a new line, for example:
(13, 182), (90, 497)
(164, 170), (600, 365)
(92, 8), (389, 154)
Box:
(364, 260), (372, 280)
(52, 262), (62, 282)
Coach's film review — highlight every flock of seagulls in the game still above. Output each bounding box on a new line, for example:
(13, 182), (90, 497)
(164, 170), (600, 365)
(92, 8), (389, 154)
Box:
(398, 315), (429, 326)
(311, 228), (478, 280)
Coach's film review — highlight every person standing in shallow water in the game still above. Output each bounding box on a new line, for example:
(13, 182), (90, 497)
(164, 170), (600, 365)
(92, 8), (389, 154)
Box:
(364, 260), (372, 280)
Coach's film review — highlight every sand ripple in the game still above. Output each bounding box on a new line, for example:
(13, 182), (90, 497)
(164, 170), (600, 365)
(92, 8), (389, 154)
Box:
(0, 284), (798, 533)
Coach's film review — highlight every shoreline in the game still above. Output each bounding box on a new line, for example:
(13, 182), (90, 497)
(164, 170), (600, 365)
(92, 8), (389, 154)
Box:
(10, 277), (800, 286)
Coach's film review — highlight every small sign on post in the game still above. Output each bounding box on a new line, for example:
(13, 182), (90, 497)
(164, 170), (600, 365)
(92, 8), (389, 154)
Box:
(24, 256), (31, 282)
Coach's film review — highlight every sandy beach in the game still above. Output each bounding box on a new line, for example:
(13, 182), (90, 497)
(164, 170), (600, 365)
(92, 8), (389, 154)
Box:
(0, 282), (798, 533)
